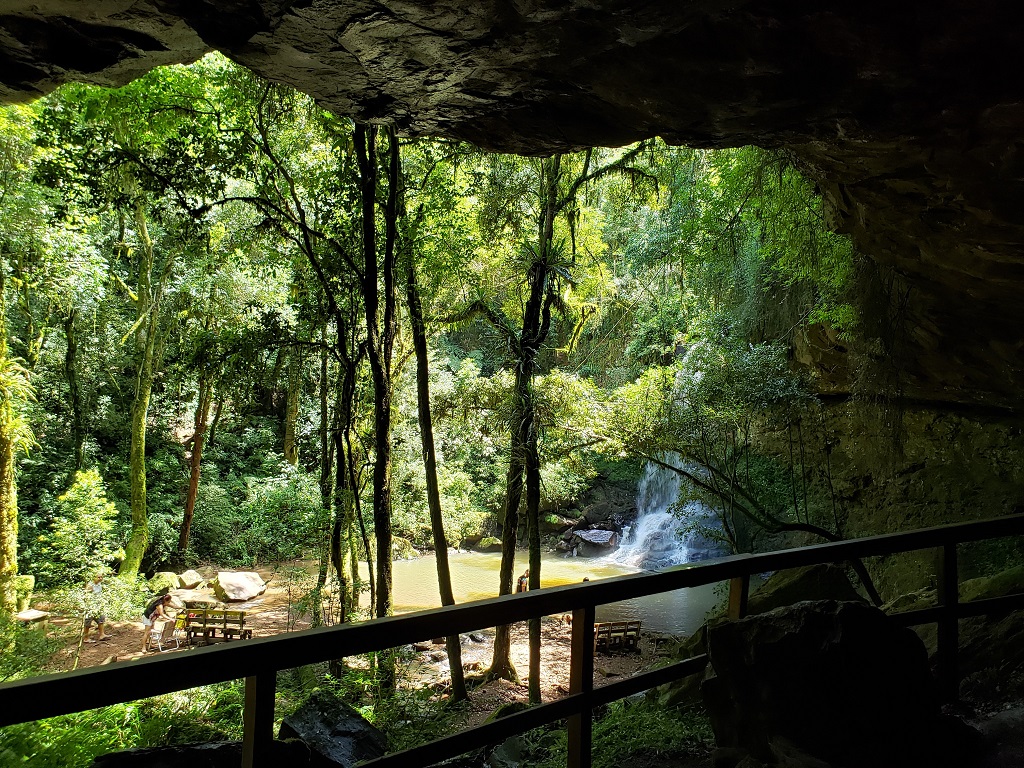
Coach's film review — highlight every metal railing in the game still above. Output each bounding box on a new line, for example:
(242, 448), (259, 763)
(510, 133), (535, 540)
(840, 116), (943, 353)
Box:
(2, 514), (1023, 768)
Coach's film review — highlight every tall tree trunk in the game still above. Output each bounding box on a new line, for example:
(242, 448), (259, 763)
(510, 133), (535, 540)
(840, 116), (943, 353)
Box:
(63, 308), (85, 471)
(488, 399), (527, 682)
(177, 375), (212, 555)
(0, 268), (19, 613)
(356, 123), (399, 623)
(121, 203), (169, 576)
(489, 155), (560, 693)
(312, 336), (331, 627)
(284, 346), (301, 466)
(406, 262), (468, 701)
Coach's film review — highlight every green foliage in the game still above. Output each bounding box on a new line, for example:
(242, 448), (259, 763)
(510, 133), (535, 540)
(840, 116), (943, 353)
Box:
(525, 701), (712, 768)
(0, 613), (63, 683)
(0, 683), (245, 768)
(34, 469), (120, 586)
(187, 460), (320, 567)
(50, 574), (148, 623)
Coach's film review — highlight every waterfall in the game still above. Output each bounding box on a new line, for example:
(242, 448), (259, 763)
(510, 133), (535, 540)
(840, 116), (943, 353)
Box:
(612, 457), (724, 570)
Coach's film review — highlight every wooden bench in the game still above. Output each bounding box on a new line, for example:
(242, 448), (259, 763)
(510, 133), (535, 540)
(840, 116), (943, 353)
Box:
(183, 609), (252, 646)
(594, 620), (642, 652)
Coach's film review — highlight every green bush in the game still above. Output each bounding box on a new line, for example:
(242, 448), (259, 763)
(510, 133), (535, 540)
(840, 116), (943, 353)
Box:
(33, 469), (121, 587)
(0, 682), (246, 768)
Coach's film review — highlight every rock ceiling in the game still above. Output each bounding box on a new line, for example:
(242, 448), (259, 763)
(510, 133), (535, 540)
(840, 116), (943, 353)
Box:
(1, 1), (1022, 409)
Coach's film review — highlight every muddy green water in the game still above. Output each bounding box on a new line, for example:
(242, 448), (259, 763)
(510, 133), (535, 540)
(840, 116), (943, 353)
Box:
(361, 551), (724, 635)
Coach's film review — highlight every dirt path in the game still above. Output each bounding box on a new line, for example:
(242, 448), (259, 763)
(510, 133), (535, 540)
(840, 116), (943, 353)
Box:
(59, 566), (662, 727)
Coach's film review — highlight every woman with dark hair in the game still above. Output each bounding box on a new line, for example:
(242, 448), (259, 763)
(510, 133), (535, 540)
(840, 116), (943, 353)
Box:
(141, 594), (174, 652)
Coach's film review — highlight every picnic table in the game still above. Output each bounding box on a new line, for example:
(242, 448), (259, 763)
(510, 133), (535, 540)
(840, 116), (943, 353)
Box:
(594, 620), (642, 652)
(182, 608), (252, 646)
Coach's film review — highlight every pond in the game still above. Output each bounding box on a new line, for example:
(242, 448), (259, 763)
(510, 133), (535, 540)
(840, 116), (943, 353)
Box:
(363, 550), (726, 636)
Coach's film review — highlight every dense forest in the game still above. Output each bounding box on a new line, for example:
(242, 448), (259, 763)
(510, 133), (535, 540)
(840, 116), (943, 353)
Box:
(0, 53), (872, 764)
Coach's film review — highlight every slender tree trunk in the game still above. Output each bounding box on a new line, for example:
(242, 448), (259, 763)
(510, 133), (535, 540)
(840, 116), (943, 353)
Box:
(178, 375), (212, 555)
(407, 262), (468, 701)
(488, 398), (527, 682)
(121, 204), (165, 576)
(312, 336), (331, 627)
(0, 268), (19, 613)
(356, 124), (400, 624)
(206, 398), (224, 448)
(63, 309), (85, 471)
(284, 346), (301, 466)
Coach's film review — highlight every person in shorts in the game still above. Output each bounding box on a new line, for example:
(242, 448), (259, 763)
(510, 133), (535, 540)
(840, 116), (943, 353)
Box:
(83, 573), (110, 643)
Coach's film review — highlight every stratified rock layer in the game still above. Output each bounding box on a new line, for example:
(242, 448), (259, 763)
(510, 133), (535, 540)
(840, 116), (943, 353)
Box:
(2, 2), (1023, 406)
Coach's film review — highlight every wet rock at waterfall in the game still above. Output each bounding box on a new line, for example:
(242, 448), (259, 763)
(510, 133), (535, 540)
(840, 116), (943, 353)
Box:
(570, 529), (620, 556)
(702, 600), (980, 768)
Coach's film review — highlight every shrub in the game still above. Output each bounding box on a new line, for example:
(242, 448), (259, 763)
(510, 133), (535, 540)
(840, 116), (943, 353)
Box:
(34, 469), (121, 587)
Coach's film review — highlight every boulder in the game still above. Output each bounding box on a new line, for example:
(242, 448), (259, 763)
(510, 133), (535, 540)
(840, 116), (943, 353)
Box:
(539, 513), (575, 534)
(702, 600), (979, 768)
(148, 572), (179, 595)
(392, 536), (418, 560)
(747, 564), (866, 616)
(212, 572), (267, 602)
(474, 536), (503, 553)
(960, 564), (1024, 603)
(172, 589), (220, 609)
(279, 690), (387, 767)
(570, 528), (619, 556)
(177, 569), (205, 589)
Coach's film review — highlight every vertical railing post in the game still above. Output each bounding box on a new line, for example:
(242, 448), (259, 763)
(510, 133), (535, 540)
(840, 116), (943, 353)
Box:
(936, 541), (959, 702)
(242, 669), (277, 768)
(728, 573), (750, 620)
(568, 604), (595, 768)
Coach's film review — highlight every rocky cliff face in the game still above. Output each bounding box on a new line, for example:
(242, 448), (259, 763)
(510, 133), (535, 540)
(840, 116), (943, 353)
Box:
(2, 2), (1023, 407)
(751, 399), (1024, 598)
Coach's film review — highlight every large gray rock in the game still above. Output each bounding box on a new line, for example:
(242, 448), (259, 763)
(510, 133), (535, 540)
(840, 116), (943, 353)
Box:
(211, 571), (266, 602)
(570, 528), (619, 557)
(177, 569), (205, 589)
(702, 600), (979, 767)
(279, 690), (387, 767)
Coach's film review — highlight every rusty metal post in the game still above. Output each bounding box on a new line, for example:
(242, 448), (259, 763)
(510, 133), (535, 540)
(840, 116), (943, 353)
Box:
(568, 604), (595, 768)
(242, 670), (277, 768)
(936, 541), (959, 702)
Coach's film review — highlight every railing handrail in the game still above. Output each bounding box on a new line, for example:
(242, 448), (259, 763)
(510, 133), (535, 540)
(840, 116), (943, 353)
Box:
(2, 513), (1023, 757)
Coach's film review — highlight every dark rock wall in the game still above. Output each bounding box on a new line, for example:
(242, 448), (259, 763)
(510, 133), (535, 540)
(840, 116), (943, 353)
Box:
(751, 399), (1024, 598)
(2, 2), (1023, 406)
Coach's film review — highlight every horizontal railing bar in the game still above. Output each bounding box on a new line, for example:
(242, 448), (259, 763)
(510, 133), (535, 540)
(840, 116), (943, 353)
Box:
(357, 692), (586, 767)
(1, 513), (1022, 729)
(591, 655), (709, 707)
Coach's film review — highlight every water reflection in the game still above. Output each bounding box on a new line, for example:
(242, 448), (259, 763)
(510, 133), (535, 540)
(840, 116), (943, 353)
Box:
(361, 550), (723, 635)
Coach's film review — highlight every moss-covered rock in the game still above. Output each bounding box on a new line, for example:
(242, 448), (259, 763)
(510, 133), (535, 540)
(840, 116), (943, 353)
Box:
(748, 564), (866, 615)
(474, 536), (503, 553)
(960, 564), (1024, 603)
(391, 537), (418, 561)
(147, 571), (179, 595)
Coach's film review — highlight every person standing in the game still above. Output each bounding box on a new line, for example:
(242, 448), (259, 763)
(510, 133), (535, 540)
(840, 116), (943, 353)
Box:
(82, 572), (110, 643)
(516, 568), (530, 593)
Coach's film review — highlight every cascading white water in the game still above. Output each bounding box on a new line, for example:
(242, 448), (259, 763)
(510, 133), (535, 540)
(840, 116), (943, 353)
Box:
(612, 457), (724, 570)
